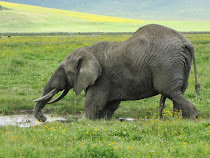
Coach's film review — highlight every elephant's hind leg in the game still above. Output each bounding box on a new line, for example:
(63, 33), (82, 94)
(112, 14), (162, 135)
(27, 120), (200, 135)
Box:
(105, 100), (121, 119)
(153, 63), (198, 118)
(159, 95), (183, 118)
(173, 80), (189, 117)
(159, 95), (166, 118)
(171, 92), (199, 118)
(160, 90), (198, 119)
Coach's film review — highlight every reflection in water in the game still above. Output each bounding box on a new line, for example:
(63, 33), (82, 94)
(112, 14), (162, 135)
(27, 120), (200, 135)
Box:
(0, 115), (67, 127)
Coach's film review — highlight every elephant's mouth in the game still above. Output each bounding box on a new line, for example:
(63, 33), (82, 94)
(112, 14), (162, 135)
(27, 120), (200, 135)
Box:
(33, 88), (69, 104)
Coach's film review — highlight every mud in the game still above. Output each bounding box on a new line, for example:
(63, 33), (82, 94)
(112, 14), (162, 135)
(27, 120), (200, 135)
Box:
(0, 115), (67, 127)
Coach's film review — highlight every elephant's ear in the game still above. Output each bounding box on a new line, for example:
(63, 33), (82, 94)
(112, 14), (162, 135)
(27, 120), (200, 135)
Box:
(73, 52), (102, 95)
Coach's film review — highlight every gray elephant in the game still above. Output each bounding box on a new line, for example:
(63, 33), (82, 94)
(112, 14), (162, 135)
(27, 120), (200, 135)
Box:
(33, 24), (199, 122)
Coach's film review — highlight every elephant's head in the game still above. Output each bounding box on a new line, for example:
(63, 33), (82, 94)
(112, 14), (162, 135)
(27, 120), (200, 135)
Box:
(33, 48), (102, 122)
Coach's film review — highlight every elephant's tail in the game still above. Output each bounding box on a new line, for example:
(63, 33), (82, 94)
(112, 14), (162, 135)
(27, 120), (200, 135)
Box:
(186, 44), (200, 95)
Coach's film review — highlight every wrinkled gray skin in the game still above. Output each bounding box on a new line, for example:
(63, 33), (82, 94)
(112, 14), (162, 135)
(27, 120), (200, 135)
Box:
(34, 24), (199, 122)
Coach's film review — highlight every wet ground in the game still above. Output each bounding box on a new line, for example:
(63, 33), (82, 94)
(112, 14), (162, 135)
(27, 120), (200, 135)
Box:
(0, 114), (137, 127)
(0, 115), (68, 127)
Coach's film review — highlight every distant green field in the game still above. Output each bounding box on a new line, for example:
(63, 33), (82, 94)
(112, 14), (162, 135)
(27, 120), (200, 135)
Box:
(0, 1), (210, 33)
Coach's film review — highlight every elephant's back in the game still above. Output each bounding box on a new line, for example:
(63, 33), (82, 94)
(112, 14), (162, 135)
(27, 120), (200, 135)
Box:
(127, 24), (191, 48)
(124, 24), (191, 58)
(115, 24), (193, 76)
(130, 24), (182, 40)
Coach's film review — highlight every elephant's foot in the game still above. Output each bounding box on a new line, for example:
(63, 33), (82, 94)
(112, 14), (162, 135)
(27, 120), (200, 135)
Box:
(171, 93), (199, 119)
(35, 112), (47, 122)
(182, 110), (199, 119)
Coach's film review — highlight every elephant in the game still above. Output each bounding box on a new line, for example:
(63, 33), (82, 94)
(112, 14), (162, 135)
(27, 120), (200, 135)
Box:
(33, 24), (200, 122)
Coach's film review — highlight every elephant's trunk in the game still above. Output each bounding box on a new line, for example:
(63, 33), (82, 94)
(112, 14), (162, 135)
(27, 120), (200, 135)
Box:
(33, 66), (72, 122)
(34, 102), (48, 122)
(33, 87), (58, 122)
(33, 88), (71, 122)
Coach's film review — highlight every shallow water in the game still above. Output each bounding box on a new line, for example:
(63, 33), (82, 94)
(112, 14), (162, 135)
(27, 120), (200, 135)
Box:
(0, 115), (67, 127)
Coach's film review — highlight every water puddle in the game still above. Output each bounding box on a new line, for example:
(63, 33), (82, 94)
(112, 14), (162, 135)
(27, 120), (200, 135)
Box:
(0, 115), (143, 127)
(0, 115), (68, 127)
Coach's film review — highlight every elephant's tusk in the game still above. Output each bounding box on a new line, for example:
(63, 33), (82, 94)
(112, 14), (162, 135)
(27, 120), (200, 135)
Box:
(33, 88), (58, 102)
(47, 89), (69, 104)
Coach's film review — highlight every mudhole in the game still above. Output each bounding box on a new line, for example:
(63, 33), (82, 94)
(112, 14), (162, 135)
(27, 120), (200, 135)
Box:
(0, 115), (68, 127)
(0, 115), (137, 127)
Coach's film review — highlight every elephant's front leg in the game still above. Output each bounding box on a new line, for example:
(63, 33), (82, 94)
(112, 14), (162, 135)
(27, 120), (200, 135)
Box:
(84, 86), (110, 120)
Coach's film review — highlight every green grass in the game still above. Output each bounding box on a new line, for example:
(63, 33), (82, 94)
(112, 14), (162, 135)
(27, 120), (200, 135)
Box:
(0, 1), (210, 32)
(0, 118), (209, 157)
(0, 34), (209, 157)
